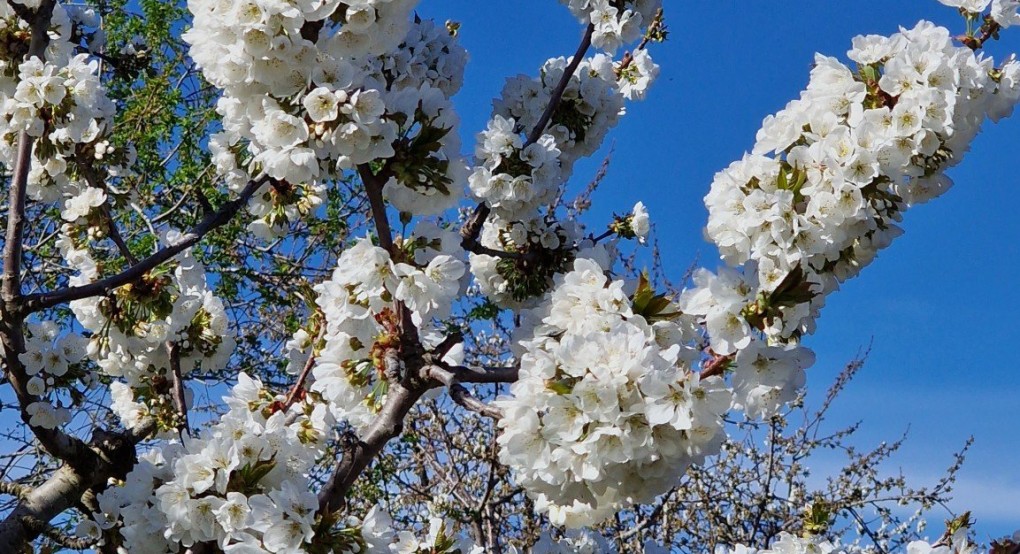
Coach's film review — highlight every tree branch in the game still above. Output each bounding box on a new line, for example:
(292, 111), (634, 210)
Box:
(357, 164), (394, 253)
(426, 365), (505, 419)
(525, 23), (595, 146)
(22, 175), (271, 313)
(316, 382), (425, 515)
(0, 0), (89, 464)
(445, 365), (519, 384)
(166, 342), (190, 435)
(0, 425), (151, 550)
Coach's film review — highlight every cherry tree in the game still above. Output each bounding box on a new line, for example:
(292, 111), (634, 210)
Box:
(0, 0), (1017, 552)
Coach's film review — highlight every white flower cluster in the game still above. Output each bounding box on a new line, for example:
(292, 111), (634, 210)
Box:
(679, 22), (1020, 421)
(63, 234), (234, 430)
(468, 52), (631, 228)
(17, 321), (87, 429)
(0, 4), (124, 215)
(94, 445), (184, 553)
(559, 0), (662, 54)
(365, 18), (468, 100)
(189, 0), (471, 237)
(468, 115), (564, 220)
(939, 0), (1020, 28)
(720, 533), (848, 554)
(720, 528), (980, 554)
(495, 258), (730, 527)
(311, 234), (464, 431)
(495, 55), (625, 179)
(95, 374), (355, 553)
(699, 21), (1020, 337)
(469, 215), (585, 309)
(392, 517), (480, 553)
(467, 40), (658, 305)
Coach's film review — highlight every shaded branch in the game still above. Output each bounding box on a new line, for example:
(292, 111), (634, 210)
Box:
(525, 23), (595, 146)
(426, 365), (505, 419)
(166, 343), (190, 435)
(22, 175), (271, 313)
(445, 365), (519, 384)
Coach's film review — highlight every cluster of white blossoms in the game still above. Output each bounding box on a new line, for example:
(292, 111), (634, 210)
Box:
(0, 2), (130, 225)
(94, 374), (354, 553)
(469, 215), (584, 309)
(495, 258), (730, 527)
(63, 234), (234, 431)
(16, 321), (87, 429)
(559, 0), (662, 54)
(311, 232), (464, 430)
(939, 0), (1020, 27)
(675, 20), (1020, 426)
(466, 30), (658, 307)
(468, 48), (652, 225)
(190, 0), (472, 237)
(492, 54), (625, 180)
(720, 528), (985, 554)
(695, 20), (1020, 344)
(391, 517), (481, 553)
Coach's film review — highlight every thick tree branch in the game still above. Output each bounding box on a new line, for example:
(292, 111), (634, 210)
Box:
(316, 382), (426, 515)
(0, 424), (152, 550)
(22, 175), (270, 313)
(0, 0), (89, 464)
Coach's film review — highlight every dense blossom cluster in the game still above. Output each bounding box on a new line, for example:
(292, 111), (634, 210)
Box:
(94, 374), (364, 552)
(719, 529), (982, 554)
(495, 258), (731, 527)
(939, 0), (1020, 27)
(311, 233), (464, 430)
(190, 0), (470, 237)
(17, 321), (86, 428)
(676, 21), (1020, 433)
(692, 21), (1020, 349)
(467, 46), (658, 307)
(66, 238), (235, 431)
(558, 0), (662, 54)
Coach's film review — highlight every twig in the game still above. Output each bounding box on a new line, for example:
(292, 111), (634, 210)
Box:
(526, 23), (595, 146)
(281, 327), (325, 411)
(426, 365), (504, 419)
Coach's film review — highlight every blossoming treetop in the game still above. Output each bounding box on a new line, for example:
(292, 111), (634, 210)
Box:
(0, 0), (1017, 551)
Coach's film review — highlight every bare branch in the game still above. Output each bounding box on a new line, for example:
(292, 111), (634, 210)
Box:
(445, 365), (519, 384)
(426, 365), (505, 419)
(22, 175), (271, 313)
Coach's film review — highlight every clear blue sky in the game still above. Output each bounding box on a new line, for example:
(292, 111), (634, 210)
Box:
(419, 0), (1020, 539)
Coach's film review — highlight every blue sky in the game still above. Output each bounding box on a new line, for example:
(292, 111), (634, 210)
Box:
(419, 0), (1020, 540)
